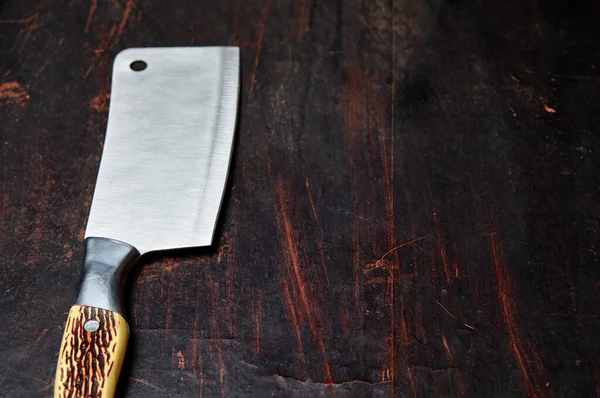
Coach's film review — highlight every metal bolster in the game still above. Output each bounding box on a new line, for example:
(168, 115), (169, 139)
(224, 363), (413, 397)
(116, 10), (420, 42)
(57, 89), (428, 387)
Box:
(74, 237), (141, 315)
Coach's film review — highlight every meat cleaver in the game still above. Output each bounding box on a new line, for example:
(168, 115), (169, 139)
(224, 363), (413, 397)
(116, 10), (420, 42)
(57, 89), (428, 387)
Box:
(54, 47), (240, 398)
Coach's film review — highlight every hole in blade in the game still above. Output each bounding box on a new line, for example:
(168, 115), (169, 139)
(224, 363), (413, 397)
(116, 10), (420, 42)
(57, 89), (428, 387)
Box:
(130, 60), (147, 71)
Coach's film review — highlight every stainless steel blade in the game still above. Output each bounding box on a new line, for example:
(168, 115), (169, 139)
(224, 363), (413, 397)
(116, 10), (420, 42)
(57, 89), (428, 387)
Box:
(85, 47), (239, 254)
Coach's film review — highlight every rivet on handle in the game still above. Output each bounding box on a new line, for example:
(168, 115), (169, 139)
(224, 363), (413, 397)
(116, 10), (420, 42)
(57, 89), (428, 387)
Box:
(84, 319), (100, 332)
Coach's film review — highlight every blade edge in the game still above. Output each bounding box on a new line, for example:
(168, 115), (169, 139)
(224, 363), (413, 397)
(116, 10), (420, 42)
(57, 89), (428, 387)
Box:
(190, 47), (240, 247)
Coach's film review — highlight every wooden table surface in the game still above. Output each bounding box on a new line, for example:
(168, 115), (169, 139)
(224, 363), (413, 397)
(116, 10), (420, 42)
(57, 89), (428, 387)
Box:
(1, 1), (600, 397)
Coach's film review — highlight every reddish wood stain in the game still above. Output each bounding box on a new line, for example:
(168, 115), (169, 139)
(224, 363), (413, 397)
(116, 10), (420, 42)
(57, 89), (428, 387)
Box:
(0, 81), (29, 107)
(90, 92), (110, 112)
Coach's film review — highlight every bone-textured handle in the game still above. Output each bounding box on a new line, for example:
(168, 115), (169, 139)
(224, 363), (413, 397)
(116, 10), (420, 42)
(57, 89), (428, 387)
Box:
(54, 305), (128, 398)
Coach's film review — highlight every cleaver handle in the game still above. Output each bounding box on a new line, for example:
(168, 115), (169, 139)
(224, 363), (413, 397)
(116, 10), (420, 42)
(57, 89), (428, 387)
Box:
(54, 305), (128, 397)
(54, 238), (140, 398)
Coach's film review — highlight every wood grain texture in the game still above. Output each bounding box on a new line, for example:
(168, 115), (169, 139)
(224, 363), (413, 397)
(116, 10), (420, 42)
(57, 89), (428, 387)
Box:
(55, 306), (128, 398)
(0, 0), (600, 397)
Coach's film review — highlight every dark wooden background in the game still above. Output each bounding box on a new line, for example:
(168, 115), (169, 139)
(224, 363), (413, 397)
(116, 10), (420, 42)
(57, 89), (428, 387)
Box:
(1, 0), (600, 397)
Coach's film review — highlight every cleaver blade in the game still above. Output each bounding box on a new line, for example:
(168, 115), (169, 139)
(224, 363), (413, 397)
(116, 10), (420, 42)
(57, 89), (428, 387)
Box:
(87, 46), (240, 254)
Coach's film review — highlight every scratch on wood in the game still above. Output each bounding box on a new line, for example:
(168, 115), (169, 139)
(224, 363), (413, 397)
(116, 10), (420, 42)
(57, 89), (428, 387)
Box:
(35, 328), (48, 343)
(276, 179), (316, 333)
(298, 0), (311, 39)
(352, 214), (363, 316)
(85, 25), (117, 79)
(130, 377), (165, 391)
(198, 346), (204, 398)
(252, 294), (262, 356)
(225, 228), (236, 336)
(205, 262), (220, 345)
(273, 178), (332, 382)
(435, 299), (457, 320)
(162, 258), (177, 334)
(83, 0), (132, 81)
(35, 38), (64, 78)
(340, 306), (351, 340)
(282, 282), (304, 355)
(364, 235), (431, 273)
(217, 342), (225, 398)
(191, 271), (202, 375)
(434, 212), (451, 283)
(1, 13), (42, 54)
(542, 102), (556, 114)
(345, 69), (360, 149)
(422, 167), (456, 282)
(380, 234), (430, 261)
(85, 0), (98, 33)
(248, 0), (271, 100)
(488, 219), (545, 397)
(113, 0), (136, 48)
(229, 11), (239, 46)
(442, 336), (453, 360)
(305, 178), (318, 222)
(0, 14), (39, 24)
(305, 177), (330, 285)
(407, 365), (416, 398)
